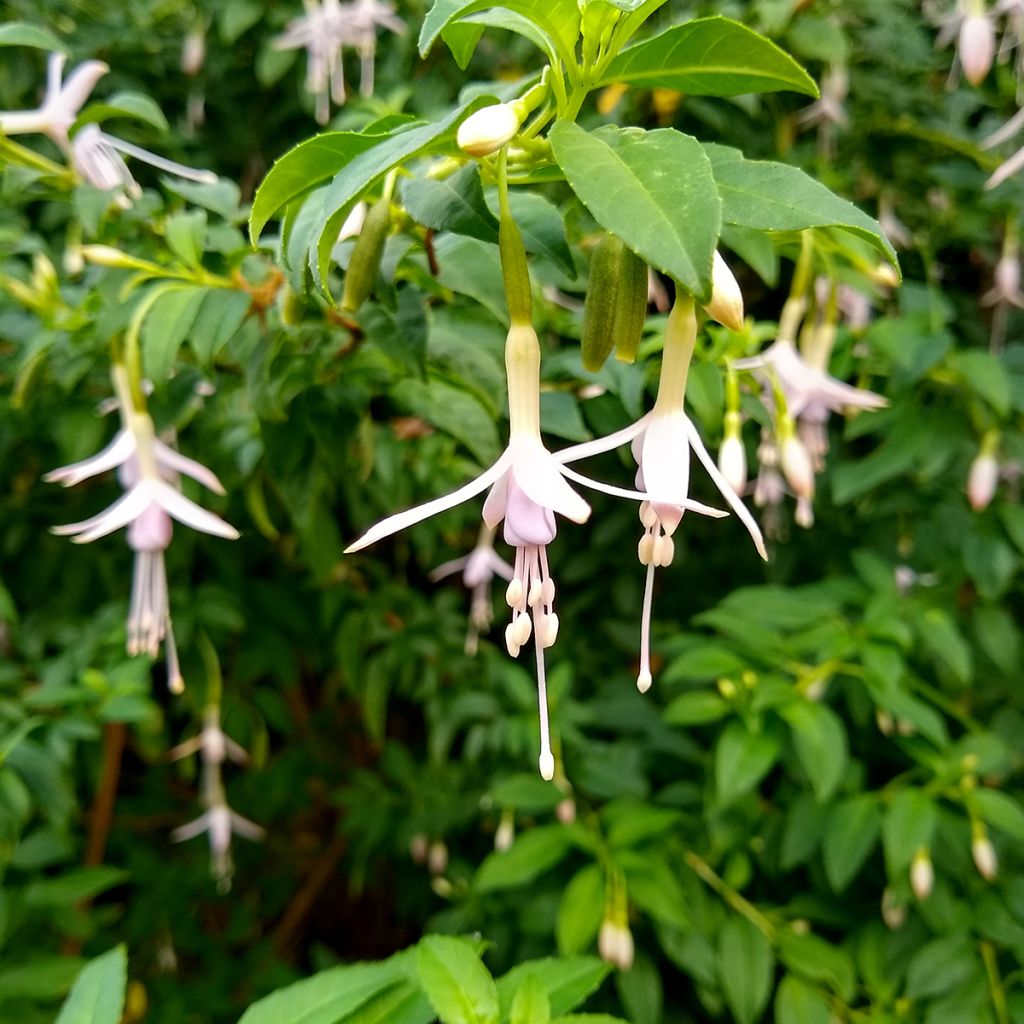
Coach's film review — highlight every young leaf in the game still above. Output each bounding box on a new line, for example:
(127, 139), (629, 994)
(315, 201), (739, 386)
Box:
(557, 865), (605, 955)
(717, 917), (773, 1024)
(550, 122), (721, 300)
(475, 824), (573, 892)
(881, 789), (936, 874)
(600, 17), (818, 98)
(774, 975), (831, 1024)
(401, 165), (499, 244)
(714, 719), (780, 805)
(822, 796), (881, 892)
(510, 975), (551, 1024)
(780, 700), (848, 802)
(0, 22), (67, 52)
(141, 285), (207, 382)
(703, 143), (897, 269)
(415, 936), (500, 1024)
(496, 958), (610, 1018)
(54, 946), (127, 1024)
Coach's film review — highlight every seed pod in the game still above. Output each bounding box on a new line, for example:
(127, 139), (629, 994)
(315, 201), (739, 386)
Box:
(581, 233), (624, 372)
(340, 197), (392, 313)
(613, 246), (648, 364)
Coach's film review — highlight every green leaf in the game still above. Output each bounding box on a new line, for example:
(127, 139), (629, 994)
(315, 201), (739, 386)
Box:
(916, 608), (972, 685)
(309, 101), (496, 288)
(615, 955), (662, 1024)
(141, 286), (207, 382)
(557, 865), (605, 956)
(970, 789), (1024, 841)
(496, 958), (610, 1018)
(600, 17), (817, 97)
(361, 288), (429, 378)
(24, 866), (128, 907)
(822, 796), (881, 892)
(550, 122), (721, 300)
(964, 533), (1019, 601)
(950, 351), (1011, 416)
(663, 690), (731, 725)
(703, 143), (897, 269)
(237, 962), (404, 1024)
(774, 975), (831, 1024)
(780, 700), (848, 802)
(190, 289), (251, 363)
(717, 916), (773, 1024)
(416, 936), (500, 1024)
(165, 209), (208, 269)
(402, 165), (499, 243)
(715, 719), (780, 805)
(76, 91), (169, 133)
(882, 789), (936, 874)
(0, 22), (66, 52)
(510, 976), (551, 1024)
(250, 132), (386, 243)
(55, 946), (126, 1024)
(0, 957), (86, 1001)
(344, 983), (435, 1024)
(905, 935), (976, 1001)
(419, 0), (580, 68)
(434, 234), (508, 324)
(391, 375), (500, 465)
(475, 825), (572, 892)
(778, 932), (855, 1001)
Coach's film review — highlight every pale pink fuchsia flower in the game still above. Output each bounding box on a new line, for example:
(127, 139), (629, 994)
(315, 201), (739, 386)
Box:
(172, 803), (264, 888)
(430, 524), (514, 655)
(275, 0), (405, 124)
(0, 53), (215, 200)
(347, 323), (656, 779)
(558, 297), (765, 693)
(169, 706), (250, 766)
(46, 365), (237, 687)
(982, 231), (1024, 352)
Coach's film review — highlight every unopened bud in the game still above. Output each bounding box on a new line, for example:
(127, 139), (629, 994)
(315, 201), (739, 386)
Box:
(968, 451), (999, 511)
(780, 435), (815, 499)
(340, 197), (392, 313)
(972, 824), (998, 880)
(428, 840), (448, 876)
(718, 429), (747, 494)
(457, 102), (521, 158)
(910, 847), (934, 901)
(876, 709), (895, 736)
(495, 811), (515, 852)
(410, 832), (429, 864)
(598, 920), (635, 971)
(581, 233), (625, 372)
(868, 262), (900, 289)
(538, 749), (555, 781)
(63, 245), (85, 277)
(613, 246), (649, 364)
(636, 670), (652, 694)
(181, 28), (206, 76)
(80, 245), (159, 272)
(556, 796), (576, 824)
(703, 251), (744, 331)
(881, 887), (907, 930)
(960, 13), (996, 86)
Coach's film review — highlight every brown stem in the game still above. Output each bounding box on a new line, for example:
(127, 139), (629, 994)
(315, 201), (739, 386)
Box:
(272, 833), (346, 958)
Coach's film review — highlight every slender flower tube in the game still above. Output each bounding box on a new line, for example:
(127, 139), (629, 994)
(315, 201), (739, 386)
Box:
(558, 295), (765, 692)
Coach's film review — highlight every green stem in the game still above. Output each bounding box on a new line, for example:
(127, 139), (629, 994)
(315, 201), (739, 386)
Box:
(684, 850), (776, 940)
(982, 941), (1011, 1024)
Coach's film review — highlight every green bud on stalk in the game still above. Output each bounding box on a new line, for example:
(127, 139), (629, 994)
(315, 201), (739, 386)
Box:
(613, 246), (648, 364)
(340, 197), (392, 313)
(581, 233), (625, 372)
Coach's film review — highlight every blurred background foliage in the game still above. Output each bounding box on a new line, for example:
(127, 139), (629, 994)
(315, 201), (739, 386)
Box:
(1, 0), (1024, 1022)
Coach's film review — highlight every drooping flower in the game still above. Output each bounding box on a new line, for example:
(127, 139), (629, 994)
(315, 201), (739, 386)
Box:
(0, 52), (215, 200)
(430, 524), (514, 655)
(558, 296), (765, 692)
(46, 364), (238, 688)
(169, 705), (250, 766)
(347, 323), (676, 778)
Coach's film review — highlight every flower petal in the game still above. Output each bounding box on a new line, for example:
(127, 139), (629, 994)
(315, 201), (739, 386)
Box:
(153, 481), (239, 539)
(229, 810), (266, 841)
(684, 416), (768, 560)
(481, 472), (510, 530)
(58, 60), (110, 118)
(103, 133), (218, 184)
(511, 439), (590, 524)
(640, 412), (690, 505)
(429, 556), (470, 581)
(43, 429), (136, 487)
(153, 439), (227, 494)
(346, 450), (514, 553)
(51, 482), (156, 543)
(171, 811), (212, 843)
(554, 415), (650, 465)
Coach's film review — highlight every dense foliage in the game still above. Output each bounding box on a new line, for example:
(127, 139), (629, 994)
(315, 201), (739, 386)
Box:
(1, 1), (1023, 1023)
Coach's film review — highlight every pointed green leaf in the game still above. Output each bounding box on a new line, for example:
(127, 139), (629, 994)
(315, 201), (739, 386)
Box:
(76, 91), (169, 133)
(703, 143), (897, 269)
(141, 285), (207, 381)
(55, 946), (126, 1024)
(497, 958), (610, 1018)
(600, 17), (817, 97)
(823, 796), (881, 892)
(0, 22), (67, 52)
(475, 824), (573, 892)
(557, 865), (605, 956)
(718, 917), (773, 1024)
(715, 720), (780, 805)
(774, 976), (831, 1024)
(780, 700), (848, 802)
(402, 165), (499, 243)
(550, 122), (720, 299)
(416, 936), (500, 1024)
(882, 789), (936, 873)
(510, 976), (551, 1024)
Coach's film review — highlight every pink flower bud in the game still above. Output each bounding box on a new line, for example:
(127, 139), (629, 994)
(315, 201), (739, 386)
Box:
(968, 452), (999, 511)
(409, 833), (428, 864)
(427, 839), (448, 876)
(972, 828), (998, 880)
(556, 797), (577, 824)
(457, 103), (521, 158)
(780, 435), (815, 499)
(881, 887), (907, 930)
(598, 921), (634, 971)
(718, 433), (747, 494)
(960, 13), (996, 86)
(911, 848), (934, 901)
(494, 814), (515, 852)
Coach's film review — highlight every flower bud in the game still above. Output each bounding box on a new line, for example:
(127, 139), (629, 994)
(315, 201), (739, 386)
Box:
(494, 811), (515, 852)
(959, 13), (995, 87)
(598, 920), (635, 971)
(780, 435), (815, 500)
(910, 847), (934, 901)
(972, 824), (998, 881)
(340, 197), (392, 313)
(703, 251), (744, 331)
(80, 244), (159, 272)
(457, 103), (521, 158)
(181, 28), (206, 76)
(539, 749), (555, 781)
(409, 833), (429, 864)
(718, 424), (747, 494)
(581, 233), (625, 372)
(556, 796), (576, 824)
(881, 887), (907, 930)
(613, 246), (649, 364)
(968, 451), (999, 511)
(428, 839), (449, 876)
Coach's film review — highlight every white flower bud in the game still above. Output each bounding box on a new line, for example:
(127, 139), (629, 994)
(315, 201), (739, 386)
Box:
(494, 814), (515, 853)
(972, 829), (998, 881)
(911, 847), (934, 901)
(703, 251), (745, 331)
(63, 245), (85, 277)
(428, 840), (449, 876)
(457, 103), (521, 158)
(718, 433), (747, 494)
(556, 797), (576, 824)
(780, 435), (815, 499)
(410, 833), (429, 864)
(598, 921), (635, 971)
(881, 887), (907, 930)
(960, 13), (996, 86)
(181, 29), (206, 76)
(968, 452), (999, 511)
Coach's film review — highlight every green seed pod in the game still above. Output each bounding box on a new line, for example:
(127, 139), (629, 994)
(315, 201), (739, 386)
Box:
(340, 197), (392, 313)
(581, 233), (624, 372)
(613, 246), (648, 364)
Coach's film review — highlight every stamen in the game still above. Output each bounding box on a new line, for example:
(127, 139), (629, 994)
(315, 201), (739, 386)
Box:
(533, 601), (554, 780)
(637, 562), (656, 693)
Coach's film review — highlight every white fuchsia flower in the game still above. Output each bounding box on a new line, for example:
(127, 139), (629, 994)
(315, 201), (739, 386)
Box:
(430, 524), (514, 655)
(347, 323), (664, 779)
(172, 802), (265, 888)
(0, 52), (215, 200)
(169, 705), (250, 767)
(558, 296), (765, 693)
(46, 365), (238, 688)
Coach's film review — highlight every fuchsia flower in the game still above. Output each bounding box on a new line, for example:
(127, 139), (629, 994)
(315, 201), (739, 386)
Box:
(0, 53), (215, 200)
(46, 366), (237, 689)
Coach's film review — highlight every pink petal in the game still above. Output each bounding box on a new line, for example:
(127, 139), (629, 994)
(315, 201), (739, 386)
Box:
(640, 412), (690, 505)
(229, 811), (266, 841)
(482, 471), (510, 530)
(171, 811), (212, 842)
(429, 555), (471, 582)
(510, 438), (590, 524)
(554, 416), (650, 465)
(43, 429), (136, 487)
(51, 482), (156, 544)
(154, 481), (239, 539)
(153, 439), (227, 494)
(346, 450), (514, 553)
(58, 60), (109, 117)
